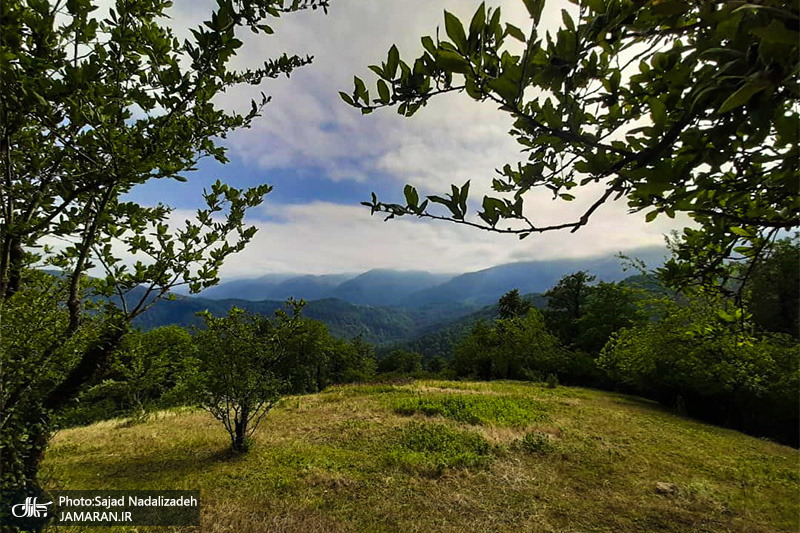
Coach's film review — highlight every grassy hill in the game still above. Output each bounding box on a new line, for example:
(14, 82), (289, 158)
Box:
(45, 381), (798, 532)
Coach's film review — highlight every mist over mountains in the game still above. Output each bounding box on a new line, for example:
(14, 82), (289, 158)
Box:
(203, 246), (667, 307)
(131, 246), (667, 344)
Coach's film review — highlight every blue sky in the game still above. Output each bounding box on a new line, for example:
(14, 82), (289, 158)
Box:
(126, 0), (687, 279)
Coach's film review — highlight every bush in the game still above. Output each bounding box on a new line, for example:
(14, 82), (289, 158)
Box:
(186, 305), (302, 452)
(599, 298), (800, 445)
(453, 311), (589, 383)
(377, 349), (423, 374)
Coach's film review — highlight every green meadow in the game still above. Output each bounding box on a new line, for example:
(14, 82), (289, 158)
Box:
(44, 380), (799, 533)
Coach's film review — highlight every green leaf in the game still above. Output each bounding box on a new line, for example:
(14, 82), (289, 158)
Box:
(487, 74), (519, 102)
(404, 184), (419, 207)
(522, 0), (545, 24)
(717, 79), (771, 113)
(436, 50), (471, 74)
(444, 11), (468, 52)
(729, 226), (754, 237)
(751, 20), (800, 45)
(377, 80), (390, 104)
(505, 23), (526, 42)
(469, 2), (486, 40)
(421, 36), (436, 55)
(387, 45), (400, 78)
(649, 97), (667, 126)
(339, 91), (355, 106)
(561, 9), (575, 32)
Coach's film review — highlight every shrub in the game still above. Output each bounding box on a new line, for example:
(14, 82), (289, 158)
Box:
(519, 431), (554, 454)
(186, 304), (303, 452)
(599, 298), (800, 445)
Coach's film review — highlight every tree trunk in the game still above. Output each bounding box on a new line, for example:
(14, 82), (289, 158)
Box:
(232, 405), (250, 452)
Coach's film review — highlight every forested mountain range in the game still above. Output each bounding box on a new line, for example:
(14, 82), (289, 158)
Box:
(199, 246), (666, 306)
(132, 248), (666, 346)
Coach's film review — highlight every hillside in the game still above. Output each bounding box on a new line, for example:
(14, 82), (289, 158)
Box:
(46, 380), (799, 533)
(387, 293), (548, 361)
(132, 295), (476, 345)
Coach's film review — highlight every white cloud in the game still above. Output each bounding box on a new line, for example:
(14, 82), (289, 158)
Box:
(150, 0), (691, 278)
(196, 198), (684, 278)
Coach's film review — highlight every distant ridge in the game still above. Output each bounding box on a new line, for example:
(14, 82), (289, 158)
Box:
(200, 246), (666, 307)
(402, 246), (666, 306)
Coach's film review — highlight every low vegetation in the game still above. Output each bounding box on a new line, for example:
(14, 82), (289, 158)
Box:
(45, 380), (799, 533)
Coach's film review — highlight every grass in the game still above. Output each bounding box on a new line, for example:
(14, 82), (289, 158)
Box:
(391, 393), (550, 427)
(42, 380), (800, 532)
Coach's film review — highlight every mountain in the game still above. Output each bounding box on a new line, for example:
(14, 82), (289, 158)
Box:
(198, 248), (666, 308)
(328, 269), (453, 306)
(200, 273), (355, 301)
(403, 246), (666, 306)
(199, 273), (294, 300)
(131, 294), (474, 345)
(268, 274), (355, 301)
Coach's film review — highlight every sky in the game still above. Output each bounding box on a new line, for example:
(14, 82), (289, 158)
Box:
(126, 0), (688, 279)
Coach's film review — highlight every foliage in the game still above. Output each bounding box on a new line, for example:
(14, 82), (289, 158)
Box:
(387, 421), (491, 476)
(345, 0), (799, 295)
(0, 270), (102, 501)
(187, 304), (304, 452)
(0, 0), (328, 492)
(453, 311), (583, 382)
(598, 297), (800, 445)
(376, 349), (423, 374)
(743, 236), (799, 338)
(275, 321), (377, 393)
(543, 271), (595, 347)
(60, 326), (196, 426)
(543, 272), (647, 355)
(497, 288), (532, 319)
(518, 430), (554, 454)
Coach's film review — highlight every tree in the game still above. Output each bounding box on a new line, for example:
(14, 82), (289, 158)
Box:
(598, 296), (799, 445)
(61, 325), (196, 426)
(376, 349), (423, 374)
(543, 271), (595, 347)
(453, 310), (569, 381)
(743, 236), (799, 338)
(190, 304), (303, 452)
(0, 0), (327, 495)
(343, 0), (798, 293)
(574, 280), (646, 354)
(498, 288), (532, 319)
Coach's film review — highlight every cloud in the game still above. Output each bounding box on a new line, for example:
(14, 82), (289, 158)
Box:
(136, 1), (691, 279)
(184, 197), (684, 278)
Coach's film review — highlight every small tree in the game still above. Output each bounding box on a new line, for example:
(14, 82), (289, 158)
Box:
(1, 0), (328, 494)
(191, 303), (303, 452)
